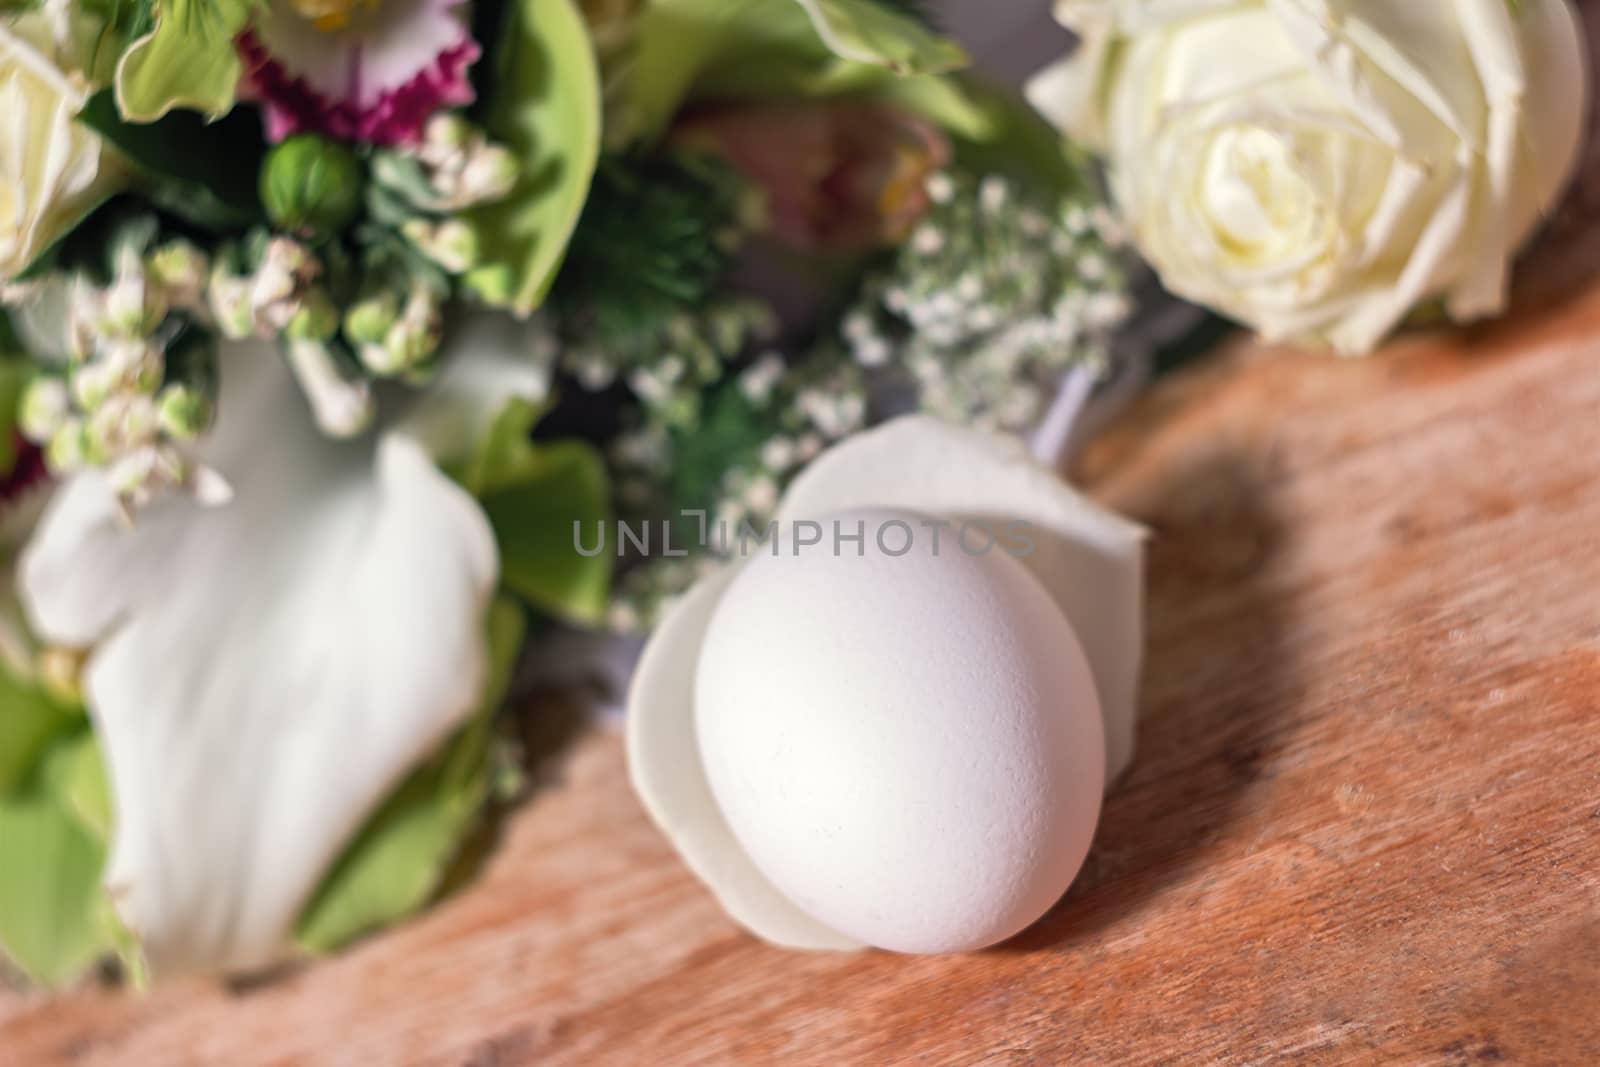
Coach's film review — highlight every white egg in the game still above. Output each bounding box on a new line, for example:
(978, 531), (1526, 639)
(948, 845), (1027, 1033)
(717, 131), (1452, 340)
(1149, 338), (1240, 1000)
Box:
(694, 507), (1107, 954)
(627, 416), (1145, 954)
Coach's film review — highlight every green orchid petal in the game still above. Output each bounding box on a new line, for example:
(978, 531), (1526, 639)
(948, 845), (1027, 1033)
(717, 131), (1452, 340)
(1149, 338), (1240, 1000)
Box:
(113, 0), (251, 124)
(464, 0), (602, 316)
(614, 0), (968, 144)
(294, 597), (524, 955)
(794, 0), (966, 74)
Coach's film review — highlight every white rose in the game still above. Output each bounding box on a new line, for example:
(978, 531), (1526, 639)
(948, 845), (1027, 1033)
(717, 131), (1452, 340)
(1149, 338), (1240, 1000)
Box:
(1028, 0), (1589, 355)
(0, 11), (125, 282)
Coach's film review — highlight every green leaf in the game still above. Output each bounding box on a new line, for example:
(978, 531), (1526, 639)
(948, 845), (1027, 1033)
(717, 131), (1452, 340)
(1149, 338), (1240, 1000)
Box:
(0, 664), (80, 797)
(461, 398), (613, 626)
(294, 599), (525, 955)
(113, 0), (251, 123)
(463, 0), (602, 315)
(41, 731), (113, 843)
(78, 90), (266, 232)
(934, 76), (1097, 200)
(615, 0), (968, 143)
(0, 742), (112, 987)
(794, 0), (966, 73)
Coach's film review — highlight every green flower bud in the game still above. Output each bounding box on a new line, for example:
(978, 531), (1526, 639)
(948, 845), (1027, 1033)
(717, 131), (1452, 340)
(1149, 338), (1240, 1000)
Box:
(261, 134), (364, 237)
(402, 218), (479, 274)
(343, 292), (400, 345)
(147, 241), (210, 308)
(46, 418), (92, 473)
(285, 288), (341, 342)
(69, 359), (116, 412)
(376, 286), (443, 374)
(157, 384), (213, 441)
(209, 266), (257, 340)
(100, 246), (166, 340)
(19, 377), (71, 444)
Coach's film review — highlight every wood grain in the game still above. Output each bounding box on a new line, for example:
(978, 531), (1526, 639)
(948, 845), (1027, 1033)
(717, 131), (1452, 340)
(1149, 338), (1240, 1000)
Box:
(7, 19), (1600, 1067)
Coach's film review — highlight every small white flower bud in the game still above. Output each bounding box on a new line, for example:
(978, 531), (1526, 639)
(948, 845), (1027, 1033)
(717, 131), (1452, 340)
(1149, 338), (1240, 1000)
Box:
(18, 377), (71, 443)
(209, 267), (258, 340)
(402, 218), (480, 274)
(107, 445), (185, 513)
(87, 392), (162, 457)
(156, 384), (213, 441)
(147, 241), (211, 309)
(286, 339), (375, 439)
(45, 418), (91, 473)
(925, 172), (955, 205)
(64, 279), (102, 361)
(285, 288), (341, 342)
(251, 238), (321, 333)
(356, 341), (403, 377)
(422, 113), (472, 160)
(375, 286), (443, 375)
(69, 359), (117, 412)
(99, 337), (165, 396)
(343, 292), (400, 346)
(979, 176), (1010, 215)
(99, 246), (167, 339)
(458, 143), (519, 204)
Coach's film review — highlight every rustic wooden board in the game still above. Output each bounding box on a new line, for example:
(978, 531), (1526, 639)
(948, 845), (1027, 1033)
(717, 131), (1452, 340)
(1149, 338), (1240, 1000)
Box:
(7, 18), (1600, 1067)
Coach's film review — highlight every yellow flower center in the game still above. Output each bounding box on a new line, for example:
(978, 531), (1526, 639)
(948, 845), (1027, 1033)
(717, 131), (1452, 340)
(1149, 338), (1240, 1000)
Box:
(287, 0), (381, 32)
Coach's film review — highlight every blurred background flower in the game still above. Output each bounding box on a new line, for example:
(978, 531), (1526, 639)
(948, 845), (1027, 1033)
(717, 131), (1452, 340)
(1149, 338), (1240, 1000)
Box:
(1030, 0), (1589, 354)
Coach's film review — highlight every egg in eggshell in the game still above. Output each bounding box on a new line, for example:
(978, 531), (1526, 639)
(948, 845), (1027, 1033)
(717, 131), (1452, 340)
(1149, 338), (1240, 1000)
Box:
(626, 417), (1146, 953)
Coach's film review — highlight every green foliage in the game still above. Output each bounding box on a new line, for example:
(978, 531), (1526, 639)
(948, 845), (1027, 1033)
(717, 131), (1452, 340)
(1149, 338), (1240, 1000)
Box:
(461, 398), (613, 626)
(793, 0), (963, 72)
(294, 598), (525, 954)
(78, 90), (266, 232)
(933, 77), (1095, 201)
(662, 380), (774, 518)
(113, 0), (252, 122)
(0, 788), (106, 986)
(0, 666), (80, 797)
(0, 727), (125, 988)
(549, 153), (743, 348)
(613, 0), (967, 144)
(464, 0), (602, 315)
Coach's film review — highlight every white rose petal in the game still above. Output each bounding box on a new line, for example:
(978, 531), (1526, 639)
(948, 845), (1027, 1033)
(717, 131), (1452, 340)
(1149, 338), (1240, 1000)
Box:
(1030, 0), (1589, 355)
(0, 12), (126, 281)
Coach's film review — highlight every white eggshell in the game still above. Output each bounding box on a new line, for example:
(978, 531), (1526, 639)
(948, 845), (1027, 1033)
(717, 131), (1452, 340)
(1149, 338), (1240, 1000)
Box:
(694, 508), (1107, 954)
(778, 416), (1147, 784)
(625, 563), (864, 952)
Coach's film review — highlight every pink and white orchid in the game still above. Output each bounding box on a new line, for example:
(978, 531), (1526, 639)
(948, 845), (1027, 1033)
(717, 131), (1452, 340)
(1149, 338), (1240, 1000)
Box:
(238, 0), (480, 145)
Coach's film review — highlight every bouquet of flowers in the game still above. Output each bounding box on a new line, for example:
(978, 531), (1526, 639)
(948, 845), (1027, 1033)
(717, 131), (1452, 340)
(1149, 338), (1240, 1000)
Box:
(0, 0), (1584, 986)
(0, 0), (1143, 984)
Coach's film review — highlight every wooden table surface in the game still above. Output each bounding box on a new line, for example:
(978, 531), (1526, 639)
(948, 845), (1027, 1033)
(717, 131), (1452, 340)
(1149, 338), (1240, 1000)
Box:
(8, 26), (1600, 1067)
